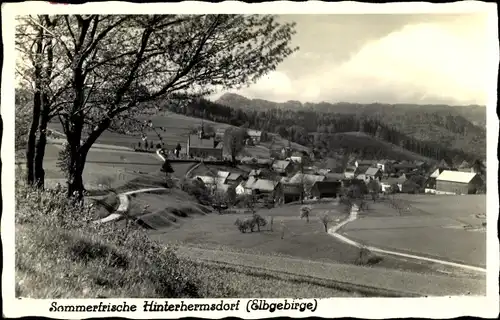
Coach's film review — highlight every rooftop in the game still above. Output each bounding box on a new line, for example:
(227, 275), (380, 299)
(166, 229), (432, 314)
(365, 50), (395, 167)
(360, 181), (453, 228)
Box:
(436, 170), (478, 184)
(365, 167), (381, 176)
(188, 134), (216, 149)
(289, 173), (326, 185)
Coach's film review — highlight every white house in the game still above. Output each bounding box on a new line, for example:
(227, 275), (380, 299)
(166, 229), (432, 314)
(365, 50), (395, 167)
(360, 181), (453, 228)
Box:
(247, 129), (262, 144)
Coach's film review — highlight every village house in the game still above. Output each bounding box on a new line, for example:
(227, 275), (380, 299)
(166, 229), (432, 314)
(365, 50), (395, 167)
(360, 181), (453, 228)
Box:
(324, 173), (345, 182)
(435, 170), (483, 195)
(376, 160), (393, 173)
(214, 127), (226, 142)
(272, 160), (294, 176)
(380, 174), (407, 193)
(311, 181), (341, 199)
(365, 167), (382, 181)
(288, 173), (326, 185)
(193, 175), (228, 193)
(186, 126), (223, 160)
(425, 167), (458, 193)
(236, 176), (280, 198)
(249, 169), (264, 177)
(281, 183), (303, 204)
(392, 162), (418, 175)
(458, 160), (473, 173)
(344, 166), (357, 179)
(225, 172), (244, 186)
(355, 160), (376, 168)
(247, 129), (262, 144)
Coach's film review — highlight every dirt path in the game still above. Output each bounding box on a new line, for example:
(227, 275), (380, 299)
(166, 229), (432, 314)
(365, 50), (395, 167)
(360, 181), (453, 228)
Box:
(328, 208), (487, 273)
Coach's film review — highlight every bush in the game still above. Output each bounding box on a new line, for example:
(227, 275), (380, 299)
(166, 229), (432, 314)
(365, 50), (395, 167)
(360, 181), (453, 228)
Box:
(234, 214), (267, 233)
(354, 246), (383, 266)
(180, 178), (211, 205)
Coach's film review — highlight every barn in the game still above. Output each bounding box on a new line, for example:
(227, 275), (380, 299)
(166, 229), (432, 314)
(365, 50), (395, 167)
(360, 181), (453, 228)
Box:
(311, 181), (341, 199)
(435, 170), (483, 195)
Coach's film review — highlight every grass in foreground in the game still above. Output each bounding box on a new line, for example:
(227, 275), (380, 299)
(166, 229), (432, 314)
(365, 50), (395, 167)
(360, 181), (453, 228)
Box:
(15, 182), (360, 298)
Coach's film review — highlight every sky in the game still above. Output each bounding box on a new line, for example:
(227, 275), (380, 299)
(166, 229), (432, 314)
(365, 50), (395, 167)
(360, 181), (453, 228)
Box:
(210, 13), (494, 106)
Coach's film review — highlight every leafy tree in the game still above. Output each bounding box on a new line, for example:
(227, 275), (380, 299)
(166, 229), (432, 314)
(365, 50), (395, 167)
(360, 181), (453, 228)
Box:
(224, 127), (247, 164)
(212, 191), (228, 214)
(16, 15), (71, 188)
(16, 14), (297, 199)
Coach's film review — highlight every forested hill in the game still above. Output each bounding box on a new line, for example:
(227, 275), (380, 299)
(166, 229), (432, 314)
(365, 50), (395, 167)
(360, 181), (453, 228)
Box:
(216, 93), (487, 128)
(160, 97), (485, 165)
(214, 93), (486, 160)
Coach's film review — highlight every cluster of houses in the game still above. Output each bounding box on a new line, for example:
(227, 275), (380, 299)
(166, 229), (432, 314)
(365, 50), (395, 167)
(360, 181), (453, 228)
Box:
(189, 152), (485, 207)
(183, 125), (264, 160)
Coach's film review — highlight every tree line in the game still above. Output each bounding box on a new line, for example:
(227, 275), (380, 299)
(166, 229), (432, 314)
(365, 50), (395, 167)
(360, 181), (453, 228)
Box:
(160, 98), (483, 165)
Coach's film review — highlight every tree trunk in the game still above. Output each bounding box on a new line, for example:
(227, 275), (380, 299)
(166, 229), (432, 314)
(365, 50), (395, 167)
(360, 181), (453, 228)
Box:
(26, 93), (40, 185)
(25, 23), (44, 185)
(324, 223), (328, 232)
(34, 95), (50, 189)
(67, 143), (89, 200)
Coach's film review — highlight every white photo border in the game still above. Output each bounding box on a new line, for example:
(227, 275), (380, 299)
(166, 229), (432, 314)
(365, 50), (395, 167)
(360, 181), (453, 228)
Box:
(2, 1), (499, 318)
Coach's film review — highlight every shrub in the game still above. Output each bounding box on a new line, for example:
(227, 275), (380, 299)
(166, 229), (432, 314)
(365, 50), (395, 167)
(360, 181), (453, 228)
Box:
(96, 175), (116, 190)
(234, 217), (255, 233)
(252, 214), (267, 232)
(180, 178), (211, 205)
(354, 246), (383, 266)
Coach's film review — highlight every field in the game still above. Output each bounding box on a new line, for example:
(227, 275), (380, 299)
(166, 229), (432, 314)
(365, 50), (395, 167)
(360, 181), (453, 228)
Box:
(341, 195), (487, 267)
(145, 201), (461, 276)
(49, 112), (235, 151)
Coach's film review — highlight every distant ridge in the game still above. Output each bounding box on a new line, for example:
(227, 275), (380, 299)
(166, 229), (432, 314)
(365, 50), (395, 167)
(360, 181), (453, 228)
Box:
(214, 93), (486, 127)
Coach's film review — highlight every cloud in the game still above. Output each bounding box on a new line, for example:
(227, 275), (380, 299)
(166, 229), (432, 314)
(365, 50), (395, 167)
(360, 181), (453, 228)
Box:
(218, 16), (492, 106)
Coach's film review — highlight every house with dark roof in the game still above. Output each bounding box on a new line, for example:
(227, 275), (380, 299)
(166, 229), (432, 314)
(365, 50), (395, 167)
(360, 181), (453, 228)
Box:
(311, 181), (341, 199)
(355, 160), (376, 168)
(324, 173), (344, 182)
(393, 162), (418, 174)
(281, 183), (303, 204)
(458, 160), (473, 173)
(187, 126), (223, 160)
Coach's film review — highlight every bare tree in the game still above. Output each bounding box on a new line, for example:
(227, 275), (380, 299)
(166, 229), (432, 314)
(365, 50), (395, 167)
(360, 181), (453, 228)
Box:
(16, 14), (298, 199)
(299, 205), (311, 223)
(319, 211), (332, 233)
(367, 179), (381, 202)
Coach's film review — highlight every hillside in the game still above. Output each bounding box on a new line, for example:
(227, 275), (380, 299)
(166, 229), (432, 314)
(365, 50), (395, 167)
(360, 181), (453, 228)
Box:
(215, 93), (486, 160)
(321, 132), (433, 163)
(216, 93), (487, 127)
